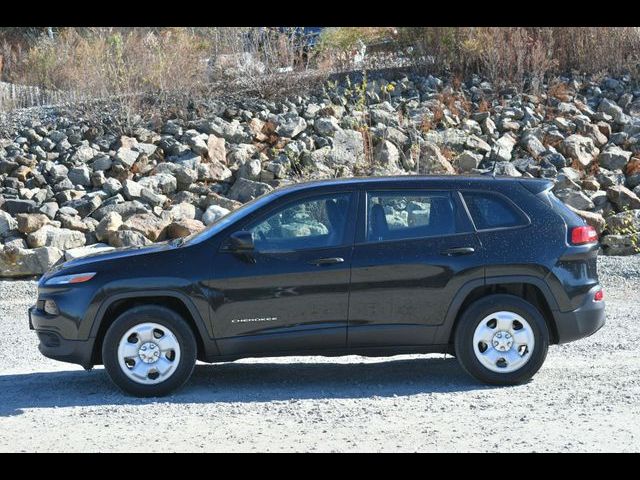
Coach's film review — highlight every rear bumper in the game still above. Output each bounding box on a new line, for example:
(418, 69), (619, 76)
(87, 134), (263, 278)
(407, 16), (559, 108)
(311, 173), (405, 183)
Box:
(29, 306), (95, 369)
(553, 289), (605, 344)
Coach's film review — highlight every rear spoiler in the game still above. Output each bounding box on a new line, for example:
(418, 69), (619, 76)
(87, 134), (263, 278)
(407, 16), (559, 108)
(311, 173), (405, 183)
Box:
(519, 179), (554, 195)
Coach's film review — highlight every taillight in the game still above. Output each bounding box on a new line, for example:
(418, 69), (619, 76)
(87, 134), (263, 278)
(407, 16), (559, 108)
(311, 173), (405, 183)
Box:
(594, 289), (604, 302)
(571, 226), (598, 245)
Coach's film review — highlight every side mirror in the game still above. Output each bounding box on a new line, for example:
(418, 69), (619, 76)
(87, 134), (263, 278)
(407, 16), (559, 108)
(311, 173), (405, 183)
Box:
(228, 231), (254, 252)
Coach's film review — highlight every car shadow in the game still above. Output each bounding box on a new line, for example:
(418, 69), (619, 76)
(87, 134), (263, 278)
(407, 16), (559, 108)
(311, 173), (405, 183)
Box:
(0, 356), (490, 417)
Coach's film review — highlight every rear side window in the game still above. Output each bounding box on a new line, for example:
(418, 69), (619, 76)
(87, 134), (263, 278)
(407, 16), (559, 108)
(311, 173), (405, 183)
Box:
(366, 191), (460, 242)
(462, 192), (527, 230)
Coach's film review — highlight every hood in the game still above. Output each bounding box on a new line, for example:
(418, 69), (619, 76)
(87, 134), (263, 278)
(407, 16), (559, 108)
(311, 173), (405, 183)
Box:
(43, 241), (178, 279)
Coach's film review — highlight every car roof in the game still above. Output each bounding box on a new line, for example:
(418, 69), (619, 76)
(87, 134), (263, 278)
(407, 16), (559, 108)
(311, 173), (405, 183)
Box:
(273, 175), (552, 195)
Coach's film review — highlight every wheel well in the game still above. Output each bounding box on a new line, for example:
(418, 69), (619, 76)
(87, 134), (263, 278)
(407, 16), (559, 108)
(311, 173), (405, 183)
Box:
(91, 296), (206, 365)
(451, 283), (559, 344)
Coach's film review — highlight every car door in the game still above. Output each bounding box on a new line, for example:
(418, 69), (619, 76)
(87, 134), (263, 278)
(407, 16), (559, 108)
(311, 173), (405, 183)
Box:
(208, 190), (357, 356)
(348, 189), (484, 347)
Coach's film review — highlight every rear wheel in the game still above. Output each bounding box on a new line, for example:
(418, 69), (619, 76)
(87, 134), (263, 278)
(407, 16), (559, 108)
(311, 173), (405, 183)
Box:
(102, 306), (197, 397)
(454, 294), (549, 385)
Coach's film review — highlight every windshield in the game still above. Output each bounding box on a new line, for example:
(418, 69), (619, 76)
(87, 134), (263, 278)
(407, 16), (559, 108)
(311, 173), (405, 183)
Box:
(180, 191), (279, 246)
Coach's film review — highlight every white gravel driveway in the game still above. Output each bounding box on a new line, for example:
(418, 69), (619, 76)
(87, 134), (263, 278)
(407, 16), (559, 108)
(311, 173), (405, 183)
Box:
(0, 256), (639, 452)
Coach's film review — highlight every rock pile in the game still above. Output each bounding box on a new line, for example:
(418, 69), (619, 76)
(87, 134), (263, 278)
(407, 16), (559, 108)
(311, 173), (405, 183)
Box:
(1, 72), (640, 276)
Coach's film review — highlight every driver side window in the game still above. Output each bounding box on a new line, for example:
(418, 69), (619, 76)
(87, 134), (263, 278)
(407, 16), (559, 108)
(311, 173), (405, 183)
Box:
(248, 193), (352, 252)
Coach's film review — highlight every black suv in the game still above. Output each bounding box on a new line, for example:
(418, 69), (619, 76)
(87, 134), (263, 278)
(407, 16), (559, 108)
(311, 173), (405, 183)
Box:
(29, 176), (605, 397)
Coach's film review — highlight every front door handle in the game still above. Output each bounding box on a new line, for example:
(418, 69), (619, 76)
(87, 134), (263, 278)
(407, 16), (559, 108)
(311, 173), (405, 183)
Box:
(308, 257), (345, 266)
(441, 247), (475, 256)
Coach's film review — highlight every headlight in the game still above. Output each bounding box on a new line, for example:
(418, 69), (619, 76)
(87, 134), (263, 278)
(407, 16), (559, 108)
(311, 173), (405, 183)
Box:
(45, 272), (97, 286)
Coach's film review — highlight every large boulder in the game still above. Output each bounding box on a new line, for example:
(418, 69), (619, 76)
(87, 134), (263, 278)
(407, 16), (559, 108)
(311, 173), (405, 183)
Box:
(561, 134), (599, 167)
(167, 219), (206, 239)
(202, 205), (230, 226)
(607, 185), (640, 210)
(554, 189), (595, 211)
(326, 129), (365, 168)
(108, 230), (153, 248)
(206, 135), (226, 164)
(0, 210), (18, 238)
(26, 225), (86, 250)
(598, 146), (632, 171)
(601, 235), (638, 256)
(0, 245), (64, 277)
(275, 113), (307, 138)
(418, 142), (455, 174)
(16, 213), (50, 234)
(121, 213), (168, 241)
(227, 178), (273, 203)
(95, 211), (123, 243)
(565, 205), (606, 234)
(137, 173), (177, 195)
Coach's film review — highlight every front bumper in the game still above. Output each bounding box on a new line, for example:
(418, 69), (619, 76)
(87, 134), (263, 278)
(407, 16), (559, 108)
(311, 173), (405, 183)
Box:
(29, 306), (95, 369)
(553, 288), (606, 344)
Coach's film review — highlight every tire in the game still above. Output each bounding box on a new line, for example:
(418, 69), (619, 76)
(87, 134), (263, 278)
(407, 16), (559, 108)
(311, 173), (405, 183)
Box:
(102, 305), (197, 397)
(454, 294), (549, 385)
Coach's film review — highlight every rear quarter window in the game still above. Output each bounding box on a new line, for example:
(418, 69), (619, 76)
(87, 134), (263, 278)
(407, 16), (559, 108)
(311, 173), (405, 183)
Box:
(462, 192), (528, 230)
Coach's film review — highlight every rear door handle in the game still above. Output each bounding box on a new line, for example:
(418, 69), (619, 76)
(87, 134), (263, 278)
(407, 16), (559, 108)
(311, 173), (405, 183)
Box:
(308, 257), (345, 266)
(441, 247), (475, 256)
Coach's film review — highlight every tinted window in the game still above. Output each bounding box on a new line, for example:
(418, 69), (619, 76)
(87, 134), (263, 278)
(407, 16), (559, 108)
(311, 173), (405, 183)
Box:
(366, 191), (457, 242)
(248, 193), (352, 251)
(462, 192), (526, 230)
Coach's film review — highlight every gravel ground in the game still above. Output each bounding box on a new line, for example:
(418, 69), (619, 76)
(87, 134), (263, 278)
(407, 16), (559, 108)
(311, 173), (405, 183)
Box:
(0, 256), (639, 452)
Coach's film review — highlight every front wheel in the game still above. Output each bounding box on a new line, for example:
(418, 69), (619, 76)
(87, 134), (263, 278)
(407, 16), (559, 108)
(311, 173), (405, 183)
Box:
(454, 294), (549, 385)
(102, 306), (197, 397)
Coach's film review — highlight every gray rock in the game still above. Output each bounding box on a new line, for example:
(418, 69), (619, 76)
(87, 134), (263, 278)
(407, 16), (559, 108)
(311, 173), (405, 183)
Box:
(137, 173), (177, 195)
(561, 134), (599, 167)
(373, 141), (400, 171)
(598, 98), (627, 124)
(38, 202), (59, 220)
(455, 151), (483, 172)
(605, 209), (640, 234)
(103, 178), (123, 196)
(92, 154), (113, 171)
(0, 245), (64, 277)
(237, 158), (263, 181)
(314, 117), (341, 136)
(598, 146), (632, 171)
(0, 210), (18, 238)
(92, 200), (149, 221)
(70, 145), (97, 163)
(108, 230), (153, 248)
(521, 134), (546, 157)
(122, 179), (143, 200)
(2, 199), (36, 214)
(202, 205), (231, 226)
(607, 185), (640, 210)
(276, 113), (307, 138)
(68, 166), (91, 186)
(27, 225), (86, 250)
(601, 234), (638, 255)
(555, 189), (595, 210)
(63, 195), (103, 218)
(95, 211), (123, 243)
(327, 129), (365, 168)
(491, 134), (517, 162)
(418, 142), (455, 175)
(227, 178), (273, 203)
(114, 148), (140, 168)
